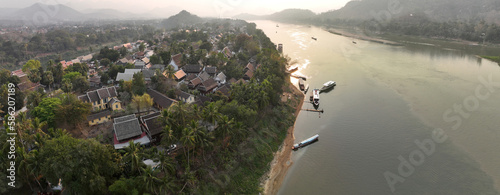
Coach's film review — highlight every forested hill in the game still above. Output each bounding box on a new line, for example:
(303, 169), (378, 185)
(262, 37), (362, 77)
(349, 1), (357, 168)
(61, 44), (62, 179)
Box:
(234, 9), (317, 23)
(320, 0), (500, 24)
(160, 10), (205, 30)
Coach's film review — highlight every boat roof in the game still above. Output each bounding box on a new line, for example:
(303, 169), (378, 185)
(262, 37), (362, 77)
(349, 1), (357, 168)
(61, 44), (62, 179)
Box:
(323, 81), (336, 86)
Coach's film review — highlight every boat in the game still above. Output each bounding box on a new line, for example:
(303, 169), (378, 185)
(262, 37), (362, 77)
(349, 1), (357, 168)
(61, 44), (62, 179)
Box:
(304, 84), (309, 94)
(299, 79), (305, 91)
(320, 81), (336, 91)
(352, 41), (357, 44)
(312, 89), (320, 106)
(292, 134), (319, 150)
(288, 66), (299, 73)
(311, 37), (317, 41)
(276, 24), (279, 27)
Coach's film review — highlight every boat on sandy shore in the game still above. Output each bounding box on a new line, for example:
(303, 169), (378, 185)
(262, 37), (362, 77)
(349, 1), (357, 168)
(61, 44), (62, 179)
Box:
(292, 134), (319, 150)
(320, 81), (336, 91)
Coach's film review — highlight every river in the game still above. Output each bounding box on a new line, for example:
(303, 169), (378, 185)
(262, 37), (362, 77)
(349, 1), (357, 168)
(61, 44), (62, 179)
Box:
(252, 20), (500, 195)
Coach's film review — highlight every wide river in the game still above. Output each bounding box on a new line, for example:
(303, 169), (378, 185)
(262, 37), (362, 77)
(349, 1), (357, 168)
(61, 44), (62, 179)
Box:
(252, 20), (500, 195)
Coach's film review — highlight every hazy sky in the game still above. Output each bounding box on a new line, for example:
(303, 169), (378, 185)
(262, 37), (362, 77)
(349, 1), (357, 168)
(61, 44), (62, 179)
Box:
(0, 0), (352, 17)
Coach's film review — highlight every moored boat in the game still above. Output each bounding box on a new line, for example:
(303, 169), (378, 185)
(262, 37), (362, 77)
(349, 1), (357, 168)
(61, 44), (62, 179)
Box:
(311, 37), (317, 40)
(320, 81), (336, 91)
(312, 89), (320, 106)
(292, 134), (319, 150)
(299, 79), (305, 91)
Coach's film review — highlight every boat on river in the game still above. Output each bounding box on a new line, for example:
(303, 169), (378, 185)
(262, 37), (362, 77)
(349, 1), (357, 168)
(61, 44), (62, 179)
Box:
(292, 134), (319, 150)
(312, 37), (317, 41)
(312, 89), (320, 106)
(320, 81), (336, 91)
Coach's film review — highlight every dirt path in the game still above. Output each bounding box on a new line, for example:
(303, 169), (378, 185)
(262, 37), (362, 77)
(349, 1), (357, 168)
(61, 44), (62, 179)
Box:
(261, 83), (304, 195)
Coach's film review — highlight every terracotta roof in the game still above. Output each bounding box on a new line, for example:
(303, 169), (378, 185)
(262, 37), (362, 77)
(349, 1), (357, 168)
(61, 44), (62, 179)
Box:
(185, 74), (197, 81)
(244, 69), (254, 79)
(228, 78), (237, 84)
(174, 70), (186, 80)
(147, 88), (176, 109)
(245, 63), (256, 72)
(199, 78), (218, 92)
(87, 110), (111, 121)
(171, 53), (182, 66)
(11, 69), (26, 77)
(215, 85), (230, 96)
(189, 77), (202, 87)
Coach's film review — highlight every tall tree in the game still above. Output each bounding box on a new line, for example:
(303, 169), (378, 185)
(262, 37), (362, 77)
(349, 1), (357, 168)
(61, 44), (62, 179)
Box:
(132, 72), (145, 95)
(31, 98), (62, 127)
(42, 71), (54, 92)
(38, 135), (120, 194)
(56, 93), (91, 128)
(122, 141), (147, 176)
(61, 78), (73, 93)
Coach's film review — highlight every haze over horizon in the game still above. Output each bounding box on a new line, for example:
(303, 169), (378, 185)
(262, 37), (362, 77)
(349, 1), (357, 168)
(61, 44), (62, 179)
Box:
(0, 0), (351, 17)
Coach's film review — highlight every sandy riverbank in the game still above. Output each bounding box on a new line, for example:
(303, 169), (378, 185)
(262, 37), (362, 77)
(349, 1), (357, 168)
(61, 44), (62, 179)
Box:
(261, 83), (304, 195)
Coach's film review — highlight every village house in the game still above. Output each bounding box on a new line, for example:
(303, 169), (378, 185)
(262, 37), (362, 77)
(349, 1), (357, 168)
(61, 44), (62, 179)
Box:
(174, 69), (186, 81)
(169, 53), (182, 70)
(204, 66), (217, 77)
(10, 69), (40, 92)
(215, 72), (226, 86)
(87, 110), (111, 126)
(222, 46), (233, 58)
(182, 64), (203, 75)
(140, 112), (163, 144)
(147, 88), (177, 110)
(116, 69), (141, 82)
(198, 78), (218, 93)
(113, 114), (150, 149)
(175, 90), (195, 104)
(78, 86), (121, 111)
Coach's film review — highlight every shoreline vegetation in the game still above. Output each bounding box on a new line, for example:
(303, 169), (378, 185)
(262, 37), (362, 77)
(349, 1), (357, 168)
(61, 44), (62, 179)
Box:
(261, 79), (304, 195)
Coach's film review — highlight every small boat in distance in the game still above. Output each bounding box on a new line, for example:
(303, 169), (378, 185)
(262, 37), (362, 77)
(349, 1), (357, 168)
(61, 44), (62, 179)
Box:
(320, 81), (336, 91)
(276, 24), (279, 27)
(312, 89), (320, 106)
(312, 37), (317, 41)
(288, 66), (299, 73)
(299, 79), (305, 91)
(352, 41), (357, 44)
(292, 134), (319, 150)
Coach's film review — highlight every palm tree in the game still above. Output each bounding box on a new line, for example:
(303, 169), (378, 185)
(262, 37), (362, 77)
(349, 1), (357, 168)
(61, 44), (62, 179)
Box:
(161, 125), (177, 149)
(163, 65), (175, 80)
(203, 102), (220, 127)
(180, 127), (195, 168)
(216, 115), (235, 141)
(123, 141), (146, 176)
(155, 151), (175, 175)
(171, 102), (190, 128)
(140, 166), (162, 194)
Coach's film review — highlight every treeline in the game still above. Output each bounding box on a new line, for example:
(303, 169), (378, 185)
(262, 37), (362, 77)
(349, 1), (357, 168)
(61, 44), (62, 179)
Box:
(0, 23), (158, 70)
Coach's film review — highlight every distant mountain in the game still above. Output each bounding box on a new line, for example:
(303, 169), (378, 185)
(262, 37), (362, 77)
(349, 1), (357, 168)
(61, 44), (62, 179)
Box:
(233, 9), (316, 23)
(5, 3), (86, 23)
(267, 9), (317, 22)
(318, 0), (500, 24)
(160, 10), (204, 29)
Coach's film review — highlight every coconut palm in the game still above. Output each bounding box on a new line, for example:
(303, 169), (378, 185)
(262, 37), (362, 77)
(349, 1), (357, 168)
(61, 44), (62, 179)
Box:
(122, 141), (146, 175)
(163, 65), (175, 80)
(140, 166), (162, 194)
(155, 151), (175, 175)
(180, 127), (195, 168)
(203, 102), (220, 127)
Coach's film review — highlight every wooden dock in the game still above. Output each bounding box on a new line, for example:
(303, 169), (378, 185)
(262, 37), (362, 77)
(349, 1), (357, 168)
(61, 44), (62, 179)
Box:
(302, 109), (324, 113)
(291, 74), (307, 81)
